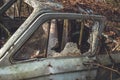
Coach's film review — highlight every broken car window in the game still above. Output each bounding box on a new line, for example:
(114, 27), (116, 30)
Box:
(12, 19), (98, 61)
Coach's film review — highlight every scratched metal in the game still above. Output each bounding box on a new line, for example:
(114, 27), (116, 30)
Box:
(29, 70), (97, 80)
(0, 0), (105, 80)
(0, 12), (105, 66)
(0, 57), (97, 80)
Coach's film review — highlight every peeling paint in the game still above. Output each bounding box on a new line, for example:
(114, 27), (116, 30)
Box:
(0, 57), (97, 80)
(0, 0), (106, 80)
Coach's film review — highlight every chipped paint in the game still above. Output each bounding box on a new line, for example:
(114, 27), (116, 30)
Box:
(0, 57), (97, 80)
(0, 0), (106, 80)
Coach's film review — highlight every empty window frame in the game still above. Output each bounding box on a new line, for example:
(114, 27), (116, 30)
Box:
(12, 18), (99, 61)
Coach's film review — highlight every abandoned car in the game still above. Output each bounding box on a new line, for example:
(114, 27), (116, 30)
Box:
(0, 0), (120, 80)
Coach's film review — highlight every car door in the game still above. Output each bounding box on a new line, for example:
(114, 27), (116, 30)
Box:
(0, 12), (105, 80)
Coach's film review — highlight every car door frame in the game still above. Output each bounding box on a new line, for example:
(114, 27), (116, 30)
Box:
(0, 11), (105, 80)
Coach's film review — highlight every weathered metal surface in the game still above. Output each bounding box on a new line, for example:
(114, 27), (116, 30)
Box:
(0, 9), (51, 59)
(29, 70), (97, 80)
(89, 21), (100, 55)
(0, 57), (97, 80)
(0, 53), (120, 80)
(0, 12), (105, 66)
(0, 0), (108, 80)
(0, 0), (17, 15)
(24, 0), (63, 10)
